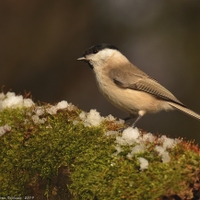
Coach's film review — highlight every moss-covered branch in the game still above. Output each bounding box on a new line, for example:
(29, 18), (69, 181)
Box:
(0, 92), (199, 200)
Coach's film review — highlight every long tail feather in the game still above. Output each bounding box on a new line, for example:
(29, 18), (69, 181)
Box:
(168, 102), (200, 120)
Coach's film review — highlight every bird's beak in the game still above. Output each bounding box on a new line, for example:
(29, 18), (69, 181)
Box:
(77, 57), (86, 61)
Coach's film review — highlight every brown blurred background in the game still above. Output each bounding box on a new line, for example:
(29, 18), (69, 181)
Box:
(0, 0), (200, 143)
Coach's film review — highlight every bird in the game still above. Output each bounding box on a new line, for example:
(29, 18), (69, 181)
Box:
(77, 43), (200, 127)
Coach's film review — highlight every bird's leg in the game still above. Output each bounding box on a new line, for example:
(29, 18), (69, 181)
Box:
(123, 114), (137, 127)
(131, 115), (142, 127)
(131, 110), (146, 127)
(118, 115), (134, 132)
(122, 111), (145, 129)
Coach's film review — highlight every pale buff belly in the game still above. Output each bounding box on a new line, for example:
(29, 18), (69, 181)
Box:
(96, 78), (173, 116)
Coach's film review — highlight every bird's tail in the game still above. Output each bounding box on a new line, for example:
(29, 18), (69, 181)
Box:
(168, 102), (200, 121)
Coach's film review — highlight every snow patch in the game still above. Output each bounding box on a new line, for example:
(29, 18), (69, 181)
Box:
(0, 124), (11, 136)
(138, 157), (149, 170)
(127, 144), (146, 159)
(113, 126), (180, 165)
(116, 127), (140, 146)
(79, 109), (104, 127)
(46, 100), (69, 115)
(0, 92), (34, 110)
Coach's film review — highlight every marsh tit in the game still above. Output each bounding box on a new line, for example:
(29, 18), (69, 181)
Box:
(77, 43), (200, 127)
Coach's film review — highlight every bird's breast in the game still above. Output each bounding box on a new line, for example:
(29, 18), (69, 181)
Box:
(94, 70), (138, 114)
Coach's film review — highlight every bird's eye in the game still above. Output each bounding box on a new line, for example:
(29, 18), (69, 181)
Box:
(93, 49), (98, 54)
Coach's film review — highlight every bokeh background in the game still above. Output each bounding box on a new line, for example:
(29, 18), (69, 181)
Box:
(1, 0), (200, 143)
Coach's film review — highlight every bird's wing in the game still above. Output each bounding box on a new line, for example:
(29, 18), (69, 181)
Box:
(109, 65), (185, 107)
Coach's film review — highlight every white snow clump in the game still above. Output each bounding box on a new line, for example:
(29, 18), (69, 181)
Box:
(138, 157), (149, 171)
(79, 109), (104, 127)
(46, 100), (69, 115)
(0, 124), (11, 137)
(116, 127), (140, 146)
(78, 109), (124, 127)
(32, 115), (46, 124)
(0, 92), (34, 110)
(113, 126), (181, 169)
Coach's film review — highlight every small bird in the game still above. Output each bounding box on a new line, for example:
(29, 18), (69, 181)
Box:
(77, 43), (200, 127)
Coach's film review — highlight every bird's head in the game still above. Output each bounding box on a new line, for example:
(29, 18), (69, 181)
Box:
(77, 43), (120, 69)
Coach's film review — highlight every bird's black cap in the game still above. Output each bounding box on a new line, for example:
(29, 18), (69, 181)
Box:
(82, 43), (119, 57)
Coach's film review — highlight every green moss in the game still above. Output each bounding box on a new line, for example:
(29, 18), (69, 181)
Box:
(0, 106), (199, 199)
(0, 106), (84, 196)
(70, 140), (200, 200)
